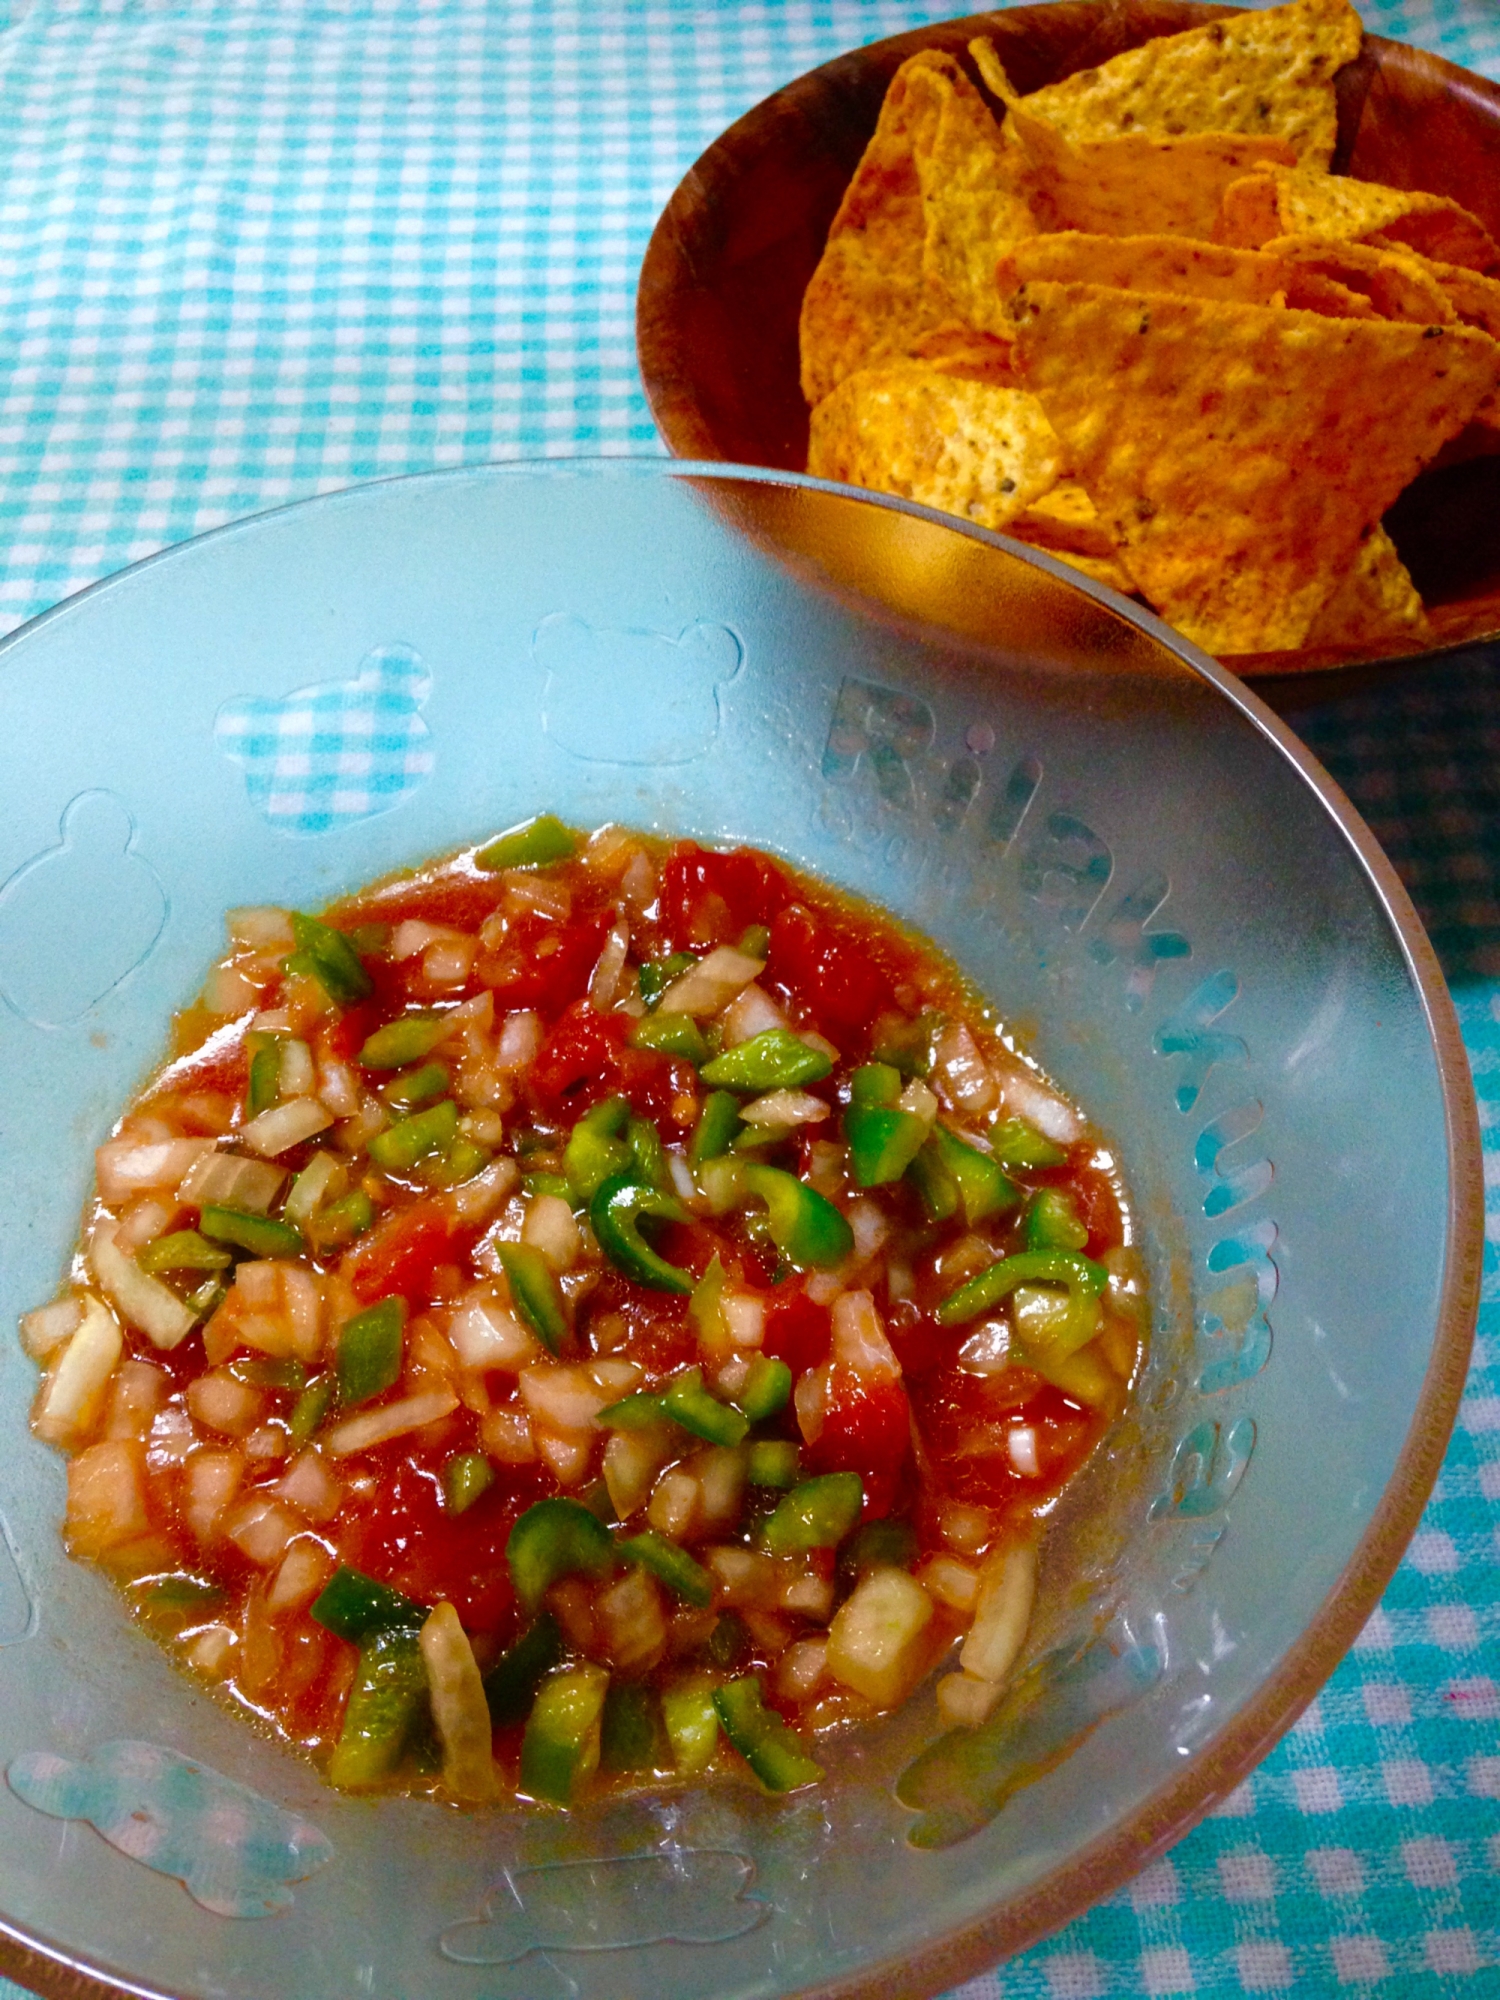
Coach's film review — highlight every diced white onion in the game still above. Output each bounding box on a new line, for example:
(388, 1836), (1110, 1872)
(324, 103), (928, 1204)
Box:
(588, 1357), (643, 1398)
(739, 1089), (829, 1127)
(267, 1538), (334, 1615)
(282, 1151), (346, 1228)
(33, 1297), (124, 1446)
(826, 1567), (934, 1707)
(113, 1194), (183, 1253)
(522, 1193), (581, 1273)
(533, 1427), (592, 1486)
(831, 1290), (900, 1381)
(421, 1602), (500, 1800)
(1007, 1425), (1040, 1477)
(227, 907), (296, 951)
(721, 981), (788, 1047)
(448, 1295), (541, 1372)
(323, 1387), (459, 1457)
(518, 1362), (607, 1433)
(444, 1155), (520, 1225)
(95, 1138), (213, 1205)
(20, 1296), (83, 1360)
(177, 1150), (286, 1214)
(795, 1362), (830, 1444)
(240, 1097), (335, 1158)
(273, 1450), (343, 1523)
(89, 1225), (196, 1350)
(480, 1405), (536, 1463)
(932, 1022), (999, 1116)
(657, 945), (765, 1018)
(722, 1293), (765, 1349)
(957, 1318), (1011, 1376)
(423, 938), (475, 987)
(667, 1152), (698, 1203)
(277, 1038), (317, 1098)
(960, 1543), (1037, 1686)
(222, 1495), (301, 1567)
(496, 1011), (543, 1072)
(588, 916), (632, 1011)
(936, 1669), (1004, 1728)
(391, 919), (463, 960)
(203, 963), (263, 1016)
(847, 1199), (891, 1266)
(898, 1078), (940, 1124)
(917, 1554), (980, 1614)
(317, 1060), (361, 1118)
(603, 1427), (669, 1518)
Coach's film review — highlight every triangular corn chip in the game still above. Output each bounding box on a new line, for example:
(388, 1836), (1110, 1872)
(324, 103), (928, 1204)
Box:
(1022, 546), (1141, 595)
(1264, 236), (1457, 323)
(1010, 480), (1119, 559)
(1216, 166), (1500, 273)
(799, 52), (1035, 407)
(1301, 525), (1430, 651)
(1010, 280), (1500, 651)
(1000, 232), (1288, 305)
(1003, 103), (1296, 240)
(807, 362), (1063, 532)
(973, 0), (1362, 170)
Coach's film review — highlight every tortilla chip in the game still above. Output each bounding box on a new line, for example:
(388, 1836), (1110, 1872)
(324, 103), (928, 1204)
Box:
(1018, 545), (1141, 595)
(1010, 480), (1119, 558)
(807, 362), (1064, 532)
(1009, 280), (1500, 652)
(1265, 236), (1457, 323)
(1425, 259), (1500, 339)
(1217, 166), (1500, 274)
(1000, 231), (1288, 306)
(908, 322), (1019, 385)
(799, 51), (1035, 406)
(972, 0), (1362, 170)
(1002, 104), (1297, 241)
(1301, 525), (1430, 650)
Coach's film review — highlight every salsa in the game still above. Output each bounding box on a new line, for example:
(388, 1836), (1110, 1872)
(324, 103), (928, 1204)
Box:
(20, 818), (1145, 1804)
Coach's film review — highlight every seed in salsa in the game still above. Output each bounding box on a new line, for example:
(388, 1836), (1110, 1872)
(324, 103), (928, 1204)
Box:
(20, 820), (1146, 1804)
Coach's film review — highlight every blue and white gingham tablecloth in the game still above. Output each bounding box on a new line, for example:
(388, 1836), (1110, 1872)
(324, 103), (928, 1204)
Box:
(0, 1), (1496, 1994)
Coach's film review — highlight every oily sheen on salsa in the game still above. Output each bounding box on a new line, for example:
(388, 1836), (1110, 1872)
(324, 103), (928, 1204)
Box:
(21, 819), (1145, 1805)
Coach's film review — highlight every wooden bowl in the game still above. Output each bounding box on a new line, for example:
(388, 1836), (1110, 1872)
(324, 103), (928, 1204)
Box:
(636, 1), (1500, 684)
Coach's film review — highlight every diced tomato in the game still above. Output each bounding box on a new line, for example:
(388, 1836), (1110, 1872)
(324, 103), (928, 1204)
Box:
(617, 1045), (698, 1131)
(339, 1449), (549, 1636)
(1069, 1163), (1125, 1258)
(806, 1368), (911, 1518)
(320, 1001), (382, 1063)
(766, 903), (895, 1045)
(761, 1290), (832, 1378)
(481, 910), (611, 1015)
(349, 1200), (467, 1306)
(883, 1302), (951, 1378)
(911, 1368), (1101, 1508)
(658, 843), (792, 952)
(350, 866), (508, 935)
(528, 1002), (630, 1114)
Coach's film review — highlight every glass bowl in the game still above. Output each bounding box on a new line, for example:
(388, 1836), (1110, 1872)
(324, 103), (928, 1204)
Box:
(0, 461), (1479, 2000)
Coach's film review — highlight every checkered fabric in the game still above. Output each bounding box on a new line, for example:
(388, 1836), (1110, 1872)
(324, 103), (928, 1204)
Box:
(0, 1), (1495, 1995)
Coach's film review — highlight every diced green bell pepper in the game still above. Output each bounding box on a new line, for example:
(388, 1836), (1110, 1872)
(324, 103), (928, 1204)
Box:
(368, 1099), (459, 1173)
(618, 1530), (714, 1609)
(638, 951), (697, 1009)
(762, 1472), (863, 1554)
(290, 911), (374, 1007)
(872, 1009), (944, 1078)
(738, 1354), (792, 1422)
(1026, 1188), (1090, 1251)
(507, 1497), (616, 1611)
(743, 1164), (853, 1268)
(288, 1374), (334, 1443)
(738, 923), (771, 959)
(713, 1676), (822, 1792)
(311, 1565), (427, 1642)
(484, 1612), (564, 1727)
(359, 1013), (449, 1070)
(186, 1277), (227, 1321)
(228, 1354), (306, 1391)
(382, 1062), (450, 1111)
(850, 1061), (902, 1108)
(628, 1012), (710, 1064)
(662, 1675), (720, 1774)
(520, 1664), (609, 1803)
(936, 1247), (1108, 1328)
(989, 1116), (1069, 1169)
(689, 1090), (742, 1165)
(199, 1205), (305, 1260)
(245, 1033), (281, 1117)
(600, 1681), (665, 1774)
(597, 1390), (671, 1430)
(308, 1189), (375, 1252)
(841, 1518), (918, 1576)
(590, 1173), (693, 1293)
(336, 1296), (407, 1407)
(628, 1115), (669, 1191)
(700, 1029), (832, 1093)
(137, 1230), (233, 1275)
(443, 1452), (495, 1514)
(563, 1095), (632, 1200)
(523, 1170), (574, 1202)
(845, 1103), (929, 1187)
(328, 1626), (428, 1789)
(425, 1135), (492, 1187)
(476, 813), (579, 872)
(705, 1611), (750, 1670)
(663, 1367), (749, 1446)
(498, 1241), (569, 1354)
(746, 1438), (801, 1488)
(908, 1124), (1019, 1227)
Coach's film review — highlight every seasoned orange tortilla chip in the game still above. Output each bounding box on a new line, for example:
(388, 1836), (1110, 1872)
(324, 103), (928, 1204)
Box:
(807, 362), (1064, 532)
(799, 51), (1035, 406)
(1217, 166), (1500, 274)
(1002, 103), (1296, 241)
(1266, 237), (1456, 323)
(1009, 279), (1500, 652)
(971, 0), (1361, 170)
(1010, 480), (1119, 559)
(1301, 526), (1430, 650)
(1016, 544), (1141, 595)
(999, 232), (1288, 306)
(1425, 259), (1500, 339)
(907, 322), (1019, 385)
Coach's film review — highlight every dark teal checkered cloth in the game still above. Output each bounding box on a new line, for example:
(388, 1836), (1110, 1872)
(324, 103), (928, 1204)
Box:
(0, 2), (1495, 1995)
